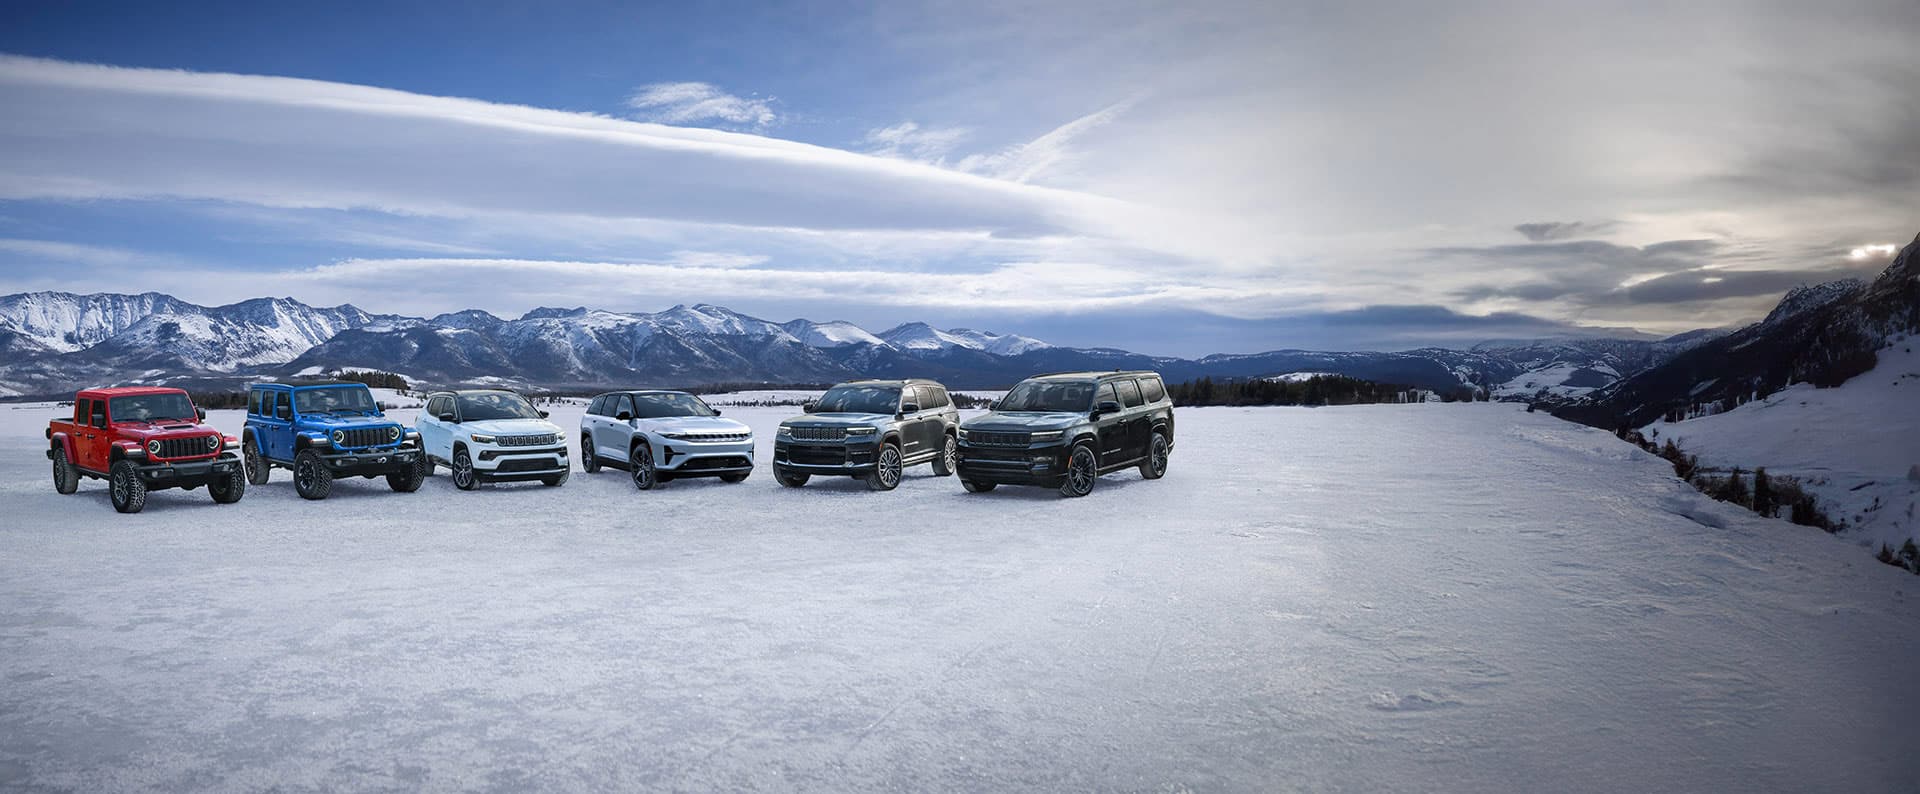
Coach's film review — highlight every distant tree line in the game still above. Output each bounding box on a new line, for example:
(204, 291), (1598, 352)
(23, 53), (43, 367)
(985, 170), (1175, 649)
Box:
(334, 369), (411, 390)
(1166, 375), (1466, 407)
(1613, 427), (1842, 536)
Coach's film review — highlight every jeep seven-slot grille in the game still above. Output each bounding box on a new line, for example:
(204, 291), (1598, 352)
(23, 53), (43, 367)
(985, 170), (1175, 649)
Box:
(498, 433), (559, 447)
(789, 426), (846, 442)
(967, 430), (1031, 447)
(153, 435), (220, 461)
(336, 426), (400, 449)
(675, 431), (752, 443)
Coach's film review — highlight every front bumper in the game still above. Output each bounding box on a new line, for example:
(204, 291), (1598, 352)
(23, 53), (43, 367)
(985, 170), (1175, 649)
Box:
(131, 453), (243, 490)
(773, 438), (880, 474)
(657, 437), (755, 476)
(313, 445), (420, 476)
(955, 440), (1069, 486)
(472, 444), (569, 480)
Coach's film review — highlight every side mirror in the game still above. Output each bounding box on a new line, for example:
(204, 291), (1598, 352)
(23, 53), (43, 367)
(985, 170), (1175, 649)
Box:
(899, 403), (920, 416)
(1094, 400), (1122, 416)
(712, 408), (723, 415)
(802, 401), (818, 414)
(436, 411), (457, 423)
(538, 410), (550, 419)
(615, 411), (633, 422)
(196, 407), (208, 421)
(988, 400), (999, 411)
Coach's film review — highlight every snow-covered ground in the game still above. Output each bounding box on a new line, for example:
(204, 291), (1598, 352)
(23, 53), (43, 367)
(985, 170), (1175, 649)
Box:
(1650, 341), (1920, 551)
(3, 402), (1917, 791)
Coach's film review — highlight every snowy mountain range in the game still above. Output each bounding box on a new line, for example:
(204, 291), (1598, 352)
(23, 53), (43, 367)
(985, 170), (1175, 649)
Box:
(0, 290), (1724, 397)
(1560, 231), (1920, 428)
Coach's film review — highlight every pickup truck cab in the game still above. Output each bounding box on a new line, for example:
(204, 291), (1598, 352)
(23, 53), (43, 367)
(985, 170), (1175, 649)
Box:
(416, 390), (570, 490)
(242, 382), (424, 500)
(955, 370), (1174, 497)
(580, 390), (754, 490)
(46, 386), (245, 513)
(772, 378), (959, 491)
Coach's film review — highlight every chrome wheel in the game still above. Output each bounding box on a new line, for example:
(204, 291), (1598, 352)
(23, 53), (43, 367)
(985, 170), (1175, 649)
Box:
(1061, 445), (1096, 497)
(933, 434), (957, 476)
(868, 444), (902, 491)
(452, 449), (478, 490)
(581, 438), (599, 473)
(1142, 433), (1169, 479)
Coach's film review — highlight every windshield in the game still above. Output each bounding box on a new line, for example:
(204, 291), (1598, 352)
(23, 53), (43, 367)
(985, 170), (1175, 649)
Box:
(814, 385), (901, 415)
(294, 386), (380, 416)
(997, 380), (1095, 412)
(109, 393), (197, 423)
(633, 393), (717, 418)
(457, 391), (543, 421)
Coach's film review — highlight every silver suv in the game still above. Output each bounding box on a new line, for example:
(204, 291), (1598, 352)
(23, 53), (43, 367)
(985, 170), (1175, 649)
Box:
(579, 390), (754, 490)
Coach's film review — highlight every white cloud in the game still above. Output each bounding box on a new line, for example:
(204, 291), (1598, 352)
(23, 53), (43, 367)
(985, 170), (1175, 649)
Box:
(861, 121), (970, 163)
(956, 99), (1135, 183)
(626, 81), (776, 128)
(0, 238), (151, 267)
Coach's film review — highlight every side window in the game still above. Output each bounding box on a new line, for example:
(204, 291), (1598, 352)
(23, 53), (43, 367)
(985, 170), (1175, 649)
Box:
(614, 394), (635, 418)
(74, 398), (88, 423)
(1116, 379), (1143, 408)
(429, 396), (449, 418)
(587, 395), (603, 416)
(90, 399), (108, 427)
(930, 387), (950, 409)
(908, 386), (930, 410)
(1095, 382), (1118, 407)
(248, 390), (261, 416)
(1140, 376), (1166, 403)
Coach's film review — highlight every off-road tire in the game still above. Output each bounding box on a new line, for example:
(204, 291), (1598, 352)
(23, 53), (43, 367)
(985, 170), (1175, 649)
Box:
(109, 459), (147, 514)
(630, 443), (658, 490)
(451, 447), (479, 491)
(1059, 443), (1097, 498)
(1139, 431), (1170, 480)
(244, 436), (270, 485)
(51, 447), (79, 494)
(209, 466), (246, 503)
(865, 442), (903, 492)
(580, 436), (600, 473)
(932, 433), (957, 477)
(294, 448), (334, 500)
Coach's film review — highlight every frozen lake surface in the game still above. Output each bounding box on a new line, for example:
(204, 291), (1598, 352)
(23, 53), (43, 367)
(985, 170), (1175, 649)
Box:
(2, 401), (1916, 792)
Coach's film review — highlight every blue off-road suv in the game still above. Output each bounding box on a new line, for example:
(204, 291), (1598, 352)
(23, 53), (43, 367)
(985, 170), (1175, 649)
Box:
(242, 382), (425, 500)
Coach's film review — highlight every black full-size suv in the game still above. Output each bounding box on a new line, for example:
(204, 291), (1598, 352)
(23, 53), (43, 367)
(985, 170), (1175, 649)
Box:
(773, 379), (961, 491)
(955, 370), (1174, 497)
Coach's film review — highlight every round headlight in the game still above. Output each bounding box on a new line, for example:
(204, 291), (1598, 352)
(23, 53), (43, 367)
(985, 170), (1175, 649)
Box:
(388, 426), (401, 441)
(331, 430), (346, 444)
(207, 435), (220, 450)
(146, 440), (161, 455)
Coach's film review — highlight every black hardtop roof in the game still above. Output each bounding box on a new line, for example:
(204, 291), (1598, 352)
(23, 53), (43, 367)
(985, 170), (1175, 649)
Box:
(593, 389), (695, 397)
(253, 380), (368, 390)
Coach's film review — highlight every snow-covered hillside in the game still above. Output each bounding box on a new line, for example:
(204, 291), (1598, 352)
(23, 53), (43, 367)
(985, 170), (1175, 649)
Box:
(1650, 339), (1920, 551)
(3, 403), (1915, 790)
(878, 322), (1051, 355)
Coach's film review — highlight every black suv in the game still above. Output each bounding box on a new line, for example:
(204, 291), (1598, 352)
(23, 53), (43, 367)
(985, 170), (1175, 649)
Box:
(773, 378), (961, 491)
(955, 370), (1174, 497)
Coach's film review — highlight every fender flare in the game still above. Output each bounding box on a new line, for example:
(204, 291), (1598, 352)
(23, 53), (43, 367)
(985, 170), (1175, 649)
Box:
(48, 431), (76, 461)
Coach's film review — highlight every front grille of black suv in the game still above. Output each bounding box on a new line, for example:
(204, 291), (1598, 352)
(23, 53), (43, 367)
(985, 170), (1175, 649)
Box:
(786, 446), (847, 466)
(789, 427), (846, 442)
(498, 433), (559, 447)
(153, 435), (221, 461)
(967, 430), (1031, 447)
(336, 426), (400, 449)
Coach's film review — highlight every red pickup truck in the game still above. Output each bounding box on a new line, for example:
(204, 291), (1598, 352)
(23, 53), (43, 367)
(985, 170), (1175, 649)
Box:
(46, 386), (246, 513)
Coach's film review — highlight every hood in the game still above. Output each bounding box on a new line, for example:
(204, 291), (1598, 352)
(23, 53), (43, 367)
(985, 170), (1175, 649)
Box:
(782, 412), (892, 428)
(463, 417), (563, 437)
(962, 411), (1086, 431)
(300, 413), (403, 431)
(633, 415), (751, 434)
(116, 419), (221, 440)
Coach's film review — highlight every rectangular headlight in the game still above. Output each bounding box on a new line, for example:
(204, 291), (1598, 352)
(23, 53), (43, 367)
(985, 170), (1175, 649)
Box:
(1030, 430), (1064, 441)
(470, 434), (496, 444)
(845, 426), (877, 435)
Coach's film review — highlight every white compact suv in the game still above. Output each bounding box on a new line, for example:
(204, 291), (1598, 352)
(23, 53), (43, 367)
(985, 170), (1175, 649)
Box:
(579, 390), (754, 490)
(417, 390), (570, 490)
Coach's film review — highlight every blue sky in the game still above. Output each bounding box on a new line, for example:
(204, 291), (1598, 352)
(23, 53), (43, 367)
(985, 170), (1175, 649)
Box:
(1, 1), (1915, 356)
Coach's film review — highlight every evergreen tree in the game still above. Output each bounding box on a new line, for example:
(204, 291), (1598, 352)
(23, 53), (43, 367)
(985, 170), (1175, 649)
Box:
(1751, 468), (1776, 518)
(1719, 469), (1750, 507)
